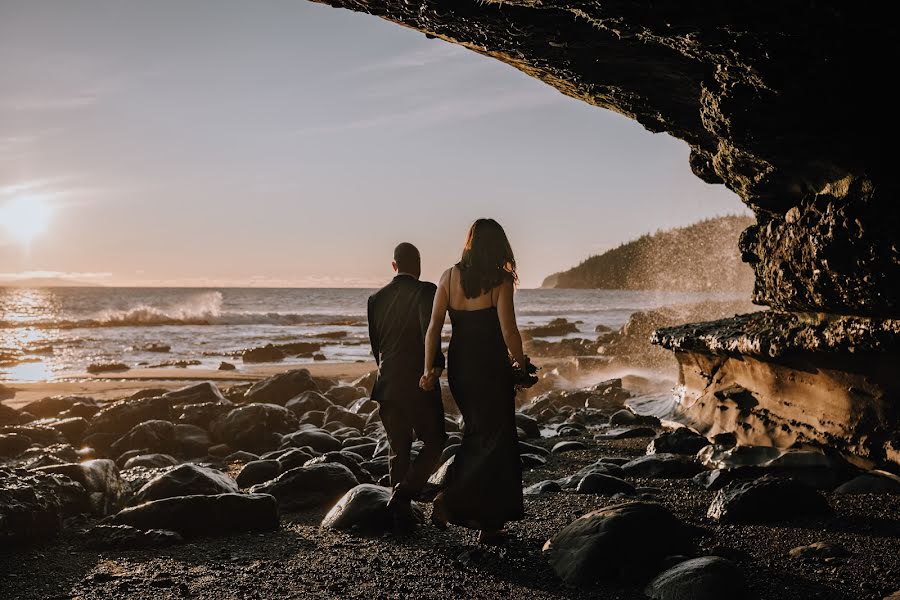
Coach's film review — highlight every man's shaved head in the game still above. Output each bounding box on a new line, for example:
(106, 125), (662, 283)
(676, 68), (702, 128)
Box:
(393, 242), (421, 278)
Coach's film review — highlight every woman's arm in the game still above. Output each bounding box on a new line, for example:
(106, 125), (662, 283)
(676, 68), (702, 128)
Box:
(421, 268), (450, 390)
(496, 277), (527, 367)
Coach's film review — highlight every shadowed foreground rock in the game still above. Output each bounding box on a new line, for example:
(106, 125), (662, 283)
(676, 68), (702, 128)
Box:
(644, 556), (750, 600)
(542, 501), (694, 585)
(249, 463), (358, 510)
(321, 483), (423, 532)
(128, 464), (238, 506)
(707, 475), (831, 523)
(108, 493), (279, 538)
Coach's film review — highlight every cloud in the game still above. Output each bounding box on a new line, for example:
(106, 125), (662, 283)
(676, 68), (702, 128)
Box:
(0, 270), (113, 282)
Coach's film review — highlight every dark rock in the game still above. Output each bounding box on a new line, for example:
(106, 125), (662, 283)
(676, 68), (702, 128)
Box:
(552, 441), (589, 454)
(0, 403), (24, 426)
(87, 362), (130, 374)
(31, 417), (89, 445)
(324, 385), (367, 406)
(834, 470), (900, 494)
(280, 429), (341, 453)
(576, 473), (635, 496)
(110, 420), (177, 456)
(81, 524), (183, 549)
(218, 361), (236, 371)
(241, 344), (286, 363)
(647, 428), (710, 455)
(305, 451), (373, 484)
(525, 318), (579, 338)
(524, 480), (562, 495)
(0, 468), (87, 543)
(596, 427), (658, 440)
(17, 443), (79, 469)
(693, 466), (767, 491)
(609, 409), (660, 427)
(622, 454), (706, 478)
(0, 432), (32, 457)
(521, 453), (547, 469)
(644, 556), (750, 600)
(514, 413), (541, 439)
(86, 395), (172, 437)
(321, 483), (422, 531)
(35, 459), (123, 515)
(697, 444), (783, 469)
(324, 405), (367, 431)
(213, 403), (298, 452)
(109, 492), (279, 537)
(789, 541), (850, 560)
(175, 401), (233, 431)
(163, 382), (226, 406)
(123, 454), (179, 470)
(347, 397), (378, 415)
(129, 464), (238, 506)
(518, 441), (551, 457)
(224, 450), (258, 463)
(708, 475), (831, 523)
(21, 396), (95, 419)
(0, 384), (15, 402)
(244, 369), (319, 405)
(542, 501), (694, 585)
(249, 463), (358, 510)
(1, 424), (67, 446)
(236, 459), (281, 488)
(351, 370), (377, 395)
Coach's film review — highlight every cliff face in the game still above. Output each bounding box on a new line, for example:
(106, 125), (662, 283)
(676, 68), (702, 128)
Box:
(543, 216), (754, 291)
(309, 0), (897, 317)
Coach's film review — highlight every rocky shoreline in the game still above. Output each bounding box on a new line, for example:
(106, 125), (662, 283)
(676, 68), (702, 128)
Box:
(1, 367), (898, 599)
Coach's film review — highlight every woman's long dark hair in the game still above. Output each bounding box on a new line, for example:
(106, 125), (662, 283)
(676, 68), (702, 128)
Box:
(456, 218), (518, 298)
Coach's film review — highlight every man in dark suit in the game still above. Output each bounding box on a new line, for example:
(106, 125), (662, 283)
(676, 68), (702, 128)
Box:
(367, 242), (446, 515)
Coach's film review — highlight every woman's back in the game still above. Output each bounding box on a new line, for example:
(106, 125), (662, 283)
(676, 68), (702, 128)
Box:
(446, 265), (499, 312)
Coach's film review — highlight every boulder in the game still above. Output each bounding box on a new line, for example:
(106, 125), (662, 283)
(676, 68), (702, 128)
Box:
(244, 369), (318, 405)
(321, 483), (422, 531)
(241, 344), (286, 363)
(644, 556), (751, 600)
(576, 473), (635, 496)
(17, 443), (79, 469)
(647, 428), (710, 455)
(514, 413), (541, 439)
(110, 420), (178, 456)
(609, 409), (660, 427)
(622, 454), (706, 478)
(86, 396), (172, 437)
(284, 391), (333, 416)
(708, 475), (831, 523)
(163, 382), (225, 405)
(524, 480), (562, 495)
(552, 441), (589, 454)
(324, 385), (367, 406)
(323, 405), (367, 431)
(697, 445), (782, 470)
(236, 459), (281, 488)
(542, 502), (694, 585)
(0, 432), (32, 457)
(213, 403), (298, 452)
(0, 468), (88, 543)
(35, 459), (123, 515)
(87, 362), (130, 374)
(31, 417), (89, 445)
(218, 361), (236, 371)
(249, 463), (358, 510)
(305, 451), (374, 484)
(21, 396), (95, 419)
(525, 318), (579, 338)
(123, 454), (179, 470)
(0, 403), (24, 426)
(108, 492), (279, 537)
(351, 370), (377, 395)
(80, 524), (183, 549)
(693, 466), (767, 491)
(1, 424), (67, 446)
(834, 470), (900, 494)
(521, 453), (547, 468)
(279, 429), (341, 453)
(129, 464), (239, 506)
(276, 448), (317, 471)
(174, 401), (233, 431)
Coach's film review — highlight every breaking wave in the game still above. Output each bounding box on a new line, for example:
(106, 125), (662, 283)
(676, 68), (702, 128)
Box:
(0, 291), (365, 329)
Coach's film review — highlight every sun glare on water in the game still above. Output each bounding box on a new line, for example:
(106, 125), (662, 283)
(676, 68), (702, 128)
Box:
(0, 196), (53, 244)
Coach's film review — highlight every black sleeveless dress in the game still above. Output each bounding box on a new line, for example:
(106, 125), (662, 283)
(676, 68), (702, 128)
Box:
(441, 277), (524, 530)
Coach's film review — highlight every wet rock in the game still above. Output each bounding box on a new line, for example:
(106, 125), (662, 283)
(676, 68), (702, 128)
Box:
(693, 466), (767, 491)
(0, 468), (85, 543)
(0, 404), (24, 426)
(708, 475), (831, 523)
(87, 362), (130, 374)
(236, 459), (281, 488)
(596, 427), (658, 440)
(609, 409), (660, 427)
(644, 556), (750, 600)
(18, 443), (80, 469)
(514, 413), (541, 439)
(521, 453), (547, 469)
(321, 483), (422, 532)
(241, 344), (286, 363)
(218, 361), (236, 371)
(1, 424), (67, 446)
(86, 396), (172, 438)
(524, 480), (562, 495)
(163, 382), (226, 405)
(108, 492), (279, 537)
(576, 473), (635, 495)
(525, 318), (579, 338)
(552, 441), (589, 454)
(348, 397), (378, 415)
(174, 401), (233, 431)
(21, 396), (95, 419)
(81, 524), (183, 549)
(276, 448), (317, 471)
(697, 444), (783, 469)
(0, 384), (15, 402)
(789, 541), (850, 560)
(647, 428), (710, 455)
(110, 420), (177, 456)
(324, 385), (367, 406)
(518, 441), (551, 457)
(0, 432), (32, 457)
(213, 403), (299, 452)
(244, 369), (319, 405)
(30, 417), (89, 445)
(123, 454), (179, 470)
(834, 470), (900, 494)
(324, 405), (367, 431)
(305, 451), (373, 484)
(35, 459), (123, 515)
(542, 501), (694, 585)
(279, 429), (341, 453)
(622, 454), (706, 478)
(129, 464), (239, 506)
(249, 463), (358, 510)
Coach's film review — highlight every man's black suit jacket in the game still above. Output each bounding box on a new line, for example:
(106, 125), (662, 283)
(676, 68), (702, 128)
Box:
(367, 274), (445, 402)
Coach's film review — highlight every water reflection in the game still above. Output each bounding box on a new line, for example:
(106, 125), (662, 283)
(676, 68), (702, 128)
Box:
(0, 360), (54, 382)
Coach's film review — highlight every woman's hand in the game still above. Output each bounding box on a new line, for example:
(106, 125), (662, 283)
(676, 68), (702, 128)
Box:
(419, 368), (440, 391)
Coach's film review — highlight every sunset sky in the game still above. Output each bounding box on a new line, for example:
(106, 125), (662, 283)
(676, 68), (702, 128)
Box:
(0, 1), (747, 288)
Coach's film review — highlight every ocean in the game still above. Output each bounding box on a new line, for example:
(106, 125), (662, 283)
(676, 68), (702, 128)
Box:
(0, 286), (747, 382)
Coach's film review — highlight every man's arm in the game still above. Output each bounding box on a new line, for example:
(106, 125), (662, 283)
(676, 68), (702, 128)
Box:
(420, 282), (445, 370)
(367, 294), (380, 367)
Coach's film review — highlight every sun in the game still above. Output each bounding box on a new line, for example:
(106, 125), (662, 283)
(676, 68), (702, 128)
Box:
(0, 196), (53, 244)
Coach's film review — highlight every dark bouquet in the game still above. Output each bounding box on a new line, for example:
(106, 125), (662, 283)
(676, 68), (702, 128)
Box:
(511, 355), (539, 389)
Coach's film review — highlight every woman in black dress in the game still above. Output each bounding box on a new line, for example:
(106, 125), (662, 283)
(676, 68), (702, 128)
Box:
(420, 218), (529, 544)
